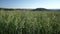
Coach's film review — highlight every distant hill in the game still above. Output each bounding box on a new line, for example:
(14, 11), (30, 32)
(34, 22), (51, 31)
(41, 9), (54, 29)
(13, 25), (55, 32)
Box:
(33, 8), (47, 11)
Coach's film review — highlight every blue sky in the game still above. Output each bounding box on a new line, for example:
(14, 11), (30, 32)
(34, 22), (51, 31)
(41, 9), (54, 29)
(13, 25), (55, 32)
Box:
(0, 0), (60, 9)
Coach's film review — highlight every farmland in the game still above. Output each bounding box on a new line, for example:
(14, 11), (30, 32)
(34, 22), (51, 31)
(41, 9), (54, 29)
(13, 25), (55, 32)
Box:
(0, 10), (60, 34)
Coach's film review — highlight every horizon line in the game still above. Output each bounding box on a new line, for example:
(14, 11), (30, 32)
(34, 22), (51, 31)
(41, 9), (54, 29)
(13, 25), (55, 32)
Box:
(1, 7), (60, 9)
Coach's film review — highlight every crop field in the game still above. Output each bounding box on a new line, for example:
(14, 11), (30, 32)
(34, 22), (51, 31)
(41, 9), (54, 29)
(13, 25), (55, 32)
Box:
(0, 10), (60, 34)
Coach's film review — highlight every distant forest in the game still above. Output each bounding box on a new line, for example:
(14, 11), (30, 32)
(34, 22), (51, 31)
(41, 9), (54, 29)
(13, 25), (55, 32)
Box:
(0, 8), (60, 11)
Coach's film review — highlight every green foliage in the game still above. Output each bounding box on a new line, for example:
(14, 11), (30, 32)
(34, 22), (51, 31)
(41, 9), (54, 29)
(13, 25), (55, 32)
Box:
(0, 11), (60, 34)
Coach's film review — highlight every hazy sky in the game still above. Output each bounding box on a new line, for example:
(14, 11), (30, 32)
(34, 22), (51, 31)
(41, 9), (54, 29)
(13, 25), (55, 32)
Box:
(0, 0), (60, 9)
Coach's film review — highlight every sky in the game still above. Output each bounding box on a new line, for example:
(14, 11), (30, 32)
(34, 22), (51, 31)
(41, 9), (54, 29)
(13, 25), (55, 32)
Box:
(0, 0), (60, 9)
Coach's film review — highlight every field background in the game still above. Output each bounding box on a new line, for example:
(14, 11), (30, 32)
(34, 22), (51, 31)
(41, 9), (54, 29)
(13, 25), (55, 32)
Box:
(0, 10), (60, 34)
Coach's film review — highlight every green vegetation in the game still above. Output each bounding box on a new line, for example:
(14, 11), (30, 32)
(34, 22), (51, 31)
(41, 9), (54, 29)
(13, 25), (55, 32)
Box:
(0, 11), (60, 34)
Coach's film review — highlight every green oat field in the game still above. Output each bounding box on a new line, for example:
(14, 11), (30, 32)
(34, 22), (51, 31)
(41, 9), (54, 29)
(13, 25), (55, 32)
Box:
(0, 10), (60, 34)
